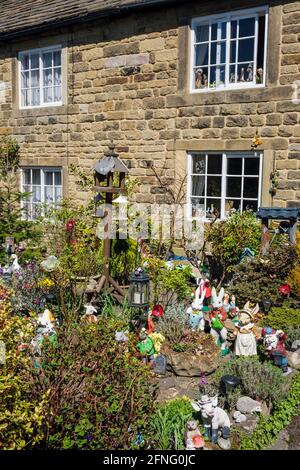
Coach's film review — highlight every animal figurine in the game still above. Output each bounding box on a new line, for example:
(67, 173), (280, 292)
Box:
(10, 254), (20, 273)
(234, 310), (258, 357)
(240, 66), (245, 81)
(211, 287), (225, 310)
(184, 420), (205, 450)
(187, 278), (208, 331)
(82, 303), (98, 323)
(247, 63), (253, 81)
(261, 327), (288, 373)
(210, 308), (229, 356)
(37, 308), (55, 334)
(192, 395), (231, 449)
(195, 68), (207, 88)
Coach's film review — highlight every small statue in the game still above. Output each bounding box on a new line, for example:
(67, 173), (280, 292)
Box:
(10, 254), (20, 274)
(230, 73), (236, 83)
(82, 303), (98, 323)
(234, 308), (258, 357)
(261, 327), (288, 373)
(37, 308), (56, 334)
(247, 63), (253, 81)
(240, 67), (245, 82)
(192, 395), (231, 449)
(185, 420), (205, 450)
(211, 287), (225, 310)
(195, 68), (207, 89)
(137, 329), (155, 366)
(256, 68), (263, 84)
(210, 308), (229, 356)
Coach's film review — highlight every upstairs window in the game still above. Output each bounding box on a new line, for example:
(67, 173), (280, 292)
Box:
(19, 46), (62, 108)
(191, 7), (268, 92)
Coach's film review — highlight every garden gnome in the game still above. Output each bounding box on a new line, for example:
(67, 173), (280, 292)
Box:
(210, 308), (229, 356)
(82, 303), (98, 323)
(137, 329), (155, 366)
(10, 254), (20, 273)
(234, 310), (258, 357)
(261, 327), (288, 373)
(192, 395), (231, 450)
(185, 420), (205, 450)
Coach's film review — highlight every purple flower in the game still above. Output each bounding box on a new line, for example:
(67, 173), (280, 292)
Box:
(86, 434), (93, 441)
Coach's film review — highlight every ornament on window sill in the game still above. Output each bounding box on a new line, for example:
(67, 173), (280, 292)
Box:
(247, 64), (253, 82)
(269, 170), (279, 197)
(256, 68), (263, 84)
(195, 68), (207, 89)
(251, 129), (263, 149)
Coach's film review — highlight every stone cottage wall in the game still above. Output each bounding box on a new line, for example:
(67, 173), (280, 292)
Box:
(0, 0), (299, 207)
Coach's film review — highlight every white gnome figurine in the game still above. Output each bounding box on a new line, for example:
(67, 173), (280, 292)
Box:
(234, 303), (259, 357)
(192, 395), (231, 450)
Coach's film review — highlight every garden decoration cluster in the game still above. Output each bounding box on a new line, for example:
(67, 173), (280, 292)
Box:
(0, 137), (300, 451)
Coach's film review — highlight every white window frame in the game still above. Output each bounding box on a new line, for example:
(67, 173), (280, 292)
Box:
(190, 6), (268, 93)
(187, 152), (263, 220)
(20, 167), (63, 221)
(18, 45), (62, 109)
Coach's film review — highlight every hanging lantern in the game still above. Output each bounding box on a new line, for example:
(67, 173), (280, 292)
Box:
(129, 268), (150, 308)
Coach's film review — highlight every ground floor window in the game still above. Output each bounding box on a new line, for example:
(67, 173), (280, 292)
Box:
(21, 167), (62, 220)
(188, 152), (263, 219)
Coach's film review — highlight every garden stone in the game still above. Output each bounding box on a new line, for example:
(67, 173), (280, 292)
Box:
(236, 396), (262, 414)
(233, 410), (247, 423)
(286, 350), (300, 370)
(291, 340), (300, 352)
(165, 350), (221, 377)
(239, 414), (259, 433)
(217, 437), (231, 450)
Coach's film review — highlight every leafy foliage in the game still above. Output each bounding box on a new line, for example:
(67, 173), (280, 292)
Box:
(145, 257), (193, 308)
(25, 319), (155, 450)
(110, 238), (139, 285)
(240, 372), (300, 450)
(150, 398), (194, 450)
(0, 285), (47, 449)
(287, 231), (300, 298)
(260, 304), (300, 331)
(229, 242), (296, 305)
(206, 211), (261, 285)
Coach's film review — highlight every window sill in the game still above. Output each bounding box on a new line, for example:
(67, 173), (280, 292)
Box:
(168, 84), (293, 108)
(12, 104), (69, 117)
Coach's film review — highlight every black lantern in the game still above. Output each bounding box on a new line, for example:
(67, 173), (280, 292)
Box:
(129, 268), (150, 309)
(220, 375), (241, 396)
(261, 298), (272, 314)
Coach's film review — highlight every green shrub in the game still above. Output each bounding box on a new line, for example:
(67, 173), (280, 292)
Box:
(260, 304), (300, 331)
(213, 357), (288, 405)
(240, 372), (300, 450)
(110, 238), (139, 285)
(156, 303), (189, 346)
(229, 242), (296, 306)
(285, 327), (300, 350)
(150, 398), (194, 450)
(25, 319), (155, 450)
(206, 211), (261, 285)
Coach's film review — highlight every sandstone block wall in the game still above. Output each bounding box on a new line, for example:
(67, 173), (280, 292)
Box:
(0, 0), (299, 208)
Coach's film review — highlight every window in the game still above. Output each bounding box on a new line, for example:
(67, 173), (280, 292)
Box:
(188, 152), (263, 219)
(191, 7), (268, 91)
(21, 168), (63, 220)
(19, 46), (62, 108)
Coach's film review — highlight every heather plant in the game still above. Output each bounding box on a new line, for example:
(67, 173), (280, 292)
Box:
(213, 357), (288, 406)
(156, 303), (189, 346)
(260, 304), (300, 331)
